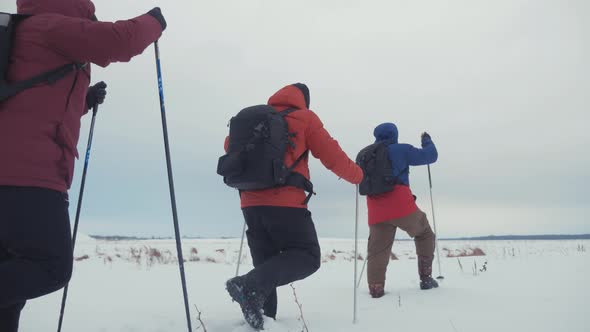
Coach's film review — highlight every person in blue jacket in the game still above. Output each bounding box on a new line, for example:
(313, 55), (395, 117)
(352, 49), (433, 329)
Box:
(366, 122), (439, 298)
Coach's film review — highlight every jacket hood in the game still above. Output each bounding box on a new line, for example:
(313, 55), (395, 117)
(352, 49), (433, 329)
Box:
(374, 122), (398, 143)
(17, 0), (96, 20)
(268, 83), (310, 110)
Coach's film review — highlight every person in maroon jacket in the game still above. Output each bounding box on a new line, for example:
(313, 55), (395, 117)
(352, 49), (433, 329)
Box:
(0, 1), (166, 330)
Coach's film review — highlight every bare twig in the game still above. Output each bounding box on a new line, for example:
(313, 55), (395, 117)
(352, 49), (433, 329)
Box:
(194, 304), (208, 332)
(290, 283), (310, 332)
(450, 319), (459, 332)
(398, 293), (401, 308)
(457, 257), (463, 273)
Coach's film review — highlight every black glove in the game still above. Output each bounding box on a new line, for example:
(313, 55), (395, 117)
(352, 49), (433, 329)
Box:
(148, 7), (167, 31)
(86, 81), (107, 110)
(421, 132), (432, 147)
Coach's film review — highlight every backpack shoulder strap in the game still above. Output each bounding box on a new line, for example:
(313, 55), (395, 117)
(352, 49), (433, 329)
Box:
(279, 108), (298, 117)
(287, 150), (309, 172)
(277, 107), (316, 203)
(12, 14), (32, 23)
(383, 138), (396, 146)
(0, 63), (84, 102)
(0, 13), (85, 102)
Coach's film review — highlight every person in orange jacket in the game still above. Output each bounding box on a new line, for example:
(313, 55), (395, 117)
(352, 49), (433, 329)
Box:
(224, 83), (363, 330)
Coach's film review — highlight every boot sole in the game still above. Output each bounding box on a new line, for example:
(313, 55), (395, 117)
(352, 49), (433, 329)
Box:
(226, 280), (264, 330)
(420, 283), (439, 290)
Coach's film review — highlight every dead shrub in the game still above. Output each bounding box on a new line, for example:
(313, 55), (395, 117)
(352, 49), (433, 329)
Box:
(189, 248), (200, 262)
(446, 247), (486, 257)
(471, 248), (485, 256)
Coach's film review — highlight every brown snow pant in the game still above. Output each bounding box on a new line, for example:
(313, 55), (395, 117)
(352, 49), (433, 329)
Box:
(367, 209), (436, 285)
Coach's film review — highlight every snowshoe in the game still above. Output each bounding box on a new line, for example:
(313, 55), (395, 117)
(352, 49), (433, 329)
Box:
(226, 276), (266, 330)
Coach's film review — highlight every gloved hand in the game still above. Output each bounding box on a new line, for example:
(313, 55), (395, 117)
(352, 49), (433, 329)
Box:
(148, 7), (167, 31)
(421, 132), (432, 147)
(86, 81), (107, 110)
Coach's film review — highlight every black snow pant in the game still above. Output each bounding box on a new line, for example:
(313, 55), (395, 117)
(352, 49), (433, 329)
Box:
(242, 206), (321, 319)
(0, 186), (73, 332)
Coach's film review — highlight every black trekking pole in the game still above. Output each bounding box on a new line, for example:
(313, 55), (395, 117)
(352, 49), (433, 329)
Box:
(57, 104), (100, 332)
(154, 41), (193, 332)
(428, 165), (444, 280)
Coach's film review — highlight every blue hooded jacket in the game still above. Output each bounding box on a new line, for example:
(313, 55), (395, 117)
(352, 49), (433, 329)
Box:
(373, 123), (438, 186)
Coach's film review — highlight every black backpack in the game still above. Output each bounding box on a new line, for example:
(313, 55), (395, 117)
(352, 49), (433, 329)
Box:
(356, 139), (406, 196)
(0, 12), (82, 102)
(217, 105), (315, 203)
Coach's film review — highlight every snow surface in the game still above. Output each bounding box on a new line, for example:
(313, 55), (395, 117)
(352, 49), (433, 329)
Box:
(20, 237), (590, 332)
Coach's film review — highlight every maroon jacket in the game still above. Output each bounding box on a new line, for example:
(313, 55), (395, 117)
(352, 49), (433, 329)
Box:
(0, 0), (162, 193)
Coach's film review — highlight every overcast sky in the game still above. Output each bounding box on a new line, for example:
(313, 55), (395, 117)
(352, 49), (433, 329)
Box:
(3, 0), (588, 238)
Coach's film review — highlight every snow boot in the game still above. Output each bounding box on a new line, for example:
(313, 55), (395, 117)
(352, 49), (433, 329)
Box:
(418, 255), (434, 277)
(420, 276), (439, 290)
(226, 276), (266, 330)
(368, 283), (385, 298)
(418, 255), (438, 289)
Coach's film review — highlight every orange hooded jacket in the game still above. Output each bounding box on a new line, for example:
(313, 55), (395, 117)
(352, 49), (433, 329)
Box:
(224, 83), (363, 209)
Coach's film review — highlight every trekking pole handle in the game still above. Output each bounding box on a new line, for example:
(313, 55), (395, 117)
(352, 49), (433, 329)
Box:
(428, 164), (433, 189)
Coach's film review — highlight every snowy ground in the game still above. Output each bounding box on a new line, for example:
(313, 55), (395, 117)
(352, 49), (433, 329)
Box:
(20, 237), (590, 332)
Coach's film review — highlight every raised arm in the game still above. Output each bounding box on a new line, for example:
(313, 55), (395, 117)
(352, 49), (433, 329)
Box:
(407, 132), (438, 166)
(306, 111), (363, 184)
(43, 10), (165, 67)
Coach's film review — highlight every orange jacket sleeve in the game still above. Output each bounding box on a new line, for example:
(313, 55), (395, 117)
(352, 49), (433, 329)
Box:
(305, 111), (363, 184)
(224, 136), (230, 152)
